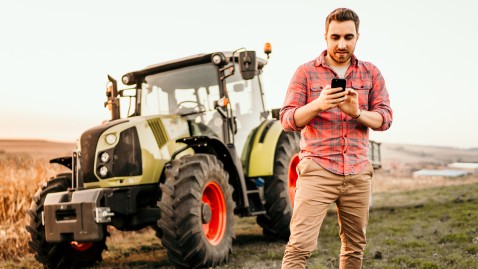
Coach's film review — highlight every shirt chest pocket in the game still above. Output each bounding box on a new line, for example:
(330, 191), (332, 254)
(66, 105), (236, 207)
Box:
(352, 80), (372, 109)
(308, 83), (324, 103)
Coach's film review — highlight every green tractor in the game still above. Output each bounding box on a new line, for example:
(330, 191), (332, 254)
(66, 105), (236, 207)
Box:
(26, 45), (301, 268)
(26, 45), (381, 269)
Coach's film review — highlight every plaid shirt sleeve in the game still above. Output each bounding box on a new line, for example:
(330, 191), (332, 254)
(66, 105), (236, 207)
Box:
(280, 65), (307, 131)
(369, 66), (393, 131)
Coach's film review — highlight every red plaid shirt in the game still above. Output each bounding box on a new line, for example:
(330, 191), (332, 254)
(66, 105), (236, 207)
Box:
(280, 51), (392, 175)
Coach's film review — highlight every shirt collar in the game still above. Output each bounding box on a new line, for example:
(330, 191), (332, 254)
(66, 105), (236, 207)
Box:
(314, 50), (359, 67)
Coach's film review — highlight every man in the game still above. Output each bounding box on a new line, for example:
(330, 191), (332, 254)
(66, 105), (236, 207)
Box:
(280, 8), (392, 269)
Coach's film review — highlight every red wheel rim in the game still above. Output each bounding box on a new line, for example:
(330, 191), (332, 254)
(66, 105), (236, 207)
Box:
(288, 154), (300, 208)
(202, 181), (226, 245)
(70, 241), (93, 251)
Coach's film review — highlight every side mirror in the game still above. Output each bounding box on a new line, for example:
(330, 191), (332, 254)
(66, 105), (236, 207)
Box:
(239, 51), (256, 80)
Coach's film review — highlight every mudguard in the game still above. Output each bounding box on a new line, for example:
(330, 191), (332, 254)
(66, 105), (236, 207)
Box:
(244, 120), (284, 177)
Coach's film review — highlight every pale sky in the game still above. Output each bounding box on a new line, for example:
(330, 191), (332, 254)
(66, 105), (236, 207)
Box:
(1, 0), (477, 148)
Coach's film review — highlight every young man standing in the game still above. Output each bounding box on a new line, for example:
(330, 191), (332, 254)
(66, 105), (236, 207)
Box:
(280, 8), (392, 269)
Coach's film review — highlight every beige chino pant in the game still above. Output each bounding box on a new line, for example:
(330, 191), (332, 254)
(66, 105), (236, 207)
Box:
(281, 158), (373, 269)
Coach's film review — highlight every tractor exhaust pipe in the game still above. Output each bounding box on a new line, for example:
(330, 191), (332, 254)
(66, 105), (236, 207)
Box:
(105, 75), (120, 120)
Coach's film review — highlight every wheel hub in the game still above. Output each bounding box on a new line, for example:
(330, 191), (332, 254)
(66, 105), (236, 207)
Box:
(201, 180), (227, 245)
(70, 241), (93, 251)
(201, 202), (212, 224)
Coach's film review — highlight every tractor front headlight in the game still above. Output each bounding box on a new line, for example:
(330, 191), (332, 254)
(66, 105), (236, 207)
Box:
(122, 73), (136, 85)
(211, 53), (228, 66)
(100, 152), (110, 163)
(99, 166), (108, 177)
(105, 133), (117, 145)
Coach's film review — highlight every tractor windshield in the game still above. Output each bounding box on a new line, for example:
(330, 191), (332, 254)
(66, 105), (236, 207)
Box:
(137, 64), (219, 116)
(140, 64), (220, 116)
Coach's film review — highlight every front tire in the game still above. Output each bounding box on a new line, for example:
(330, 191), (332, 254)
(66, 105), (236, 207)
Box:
(26, 174), (107, 269)
(158, 154), (235, 268)
(257, 132), (300, 241)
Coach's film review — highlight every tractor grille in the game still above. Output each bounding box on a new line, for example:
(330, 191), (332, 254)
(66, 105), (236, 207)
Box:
(81, 131), (99, 183)
(147, 118), (168, 148)
(111, 127), (142, 177)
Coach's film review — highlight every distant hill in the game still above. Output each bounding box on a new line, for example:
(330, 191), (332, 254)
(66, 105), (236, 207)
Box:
(381, 143), (478, 165)
(0, 139), (75, 159)
(377, 143), (478, 177)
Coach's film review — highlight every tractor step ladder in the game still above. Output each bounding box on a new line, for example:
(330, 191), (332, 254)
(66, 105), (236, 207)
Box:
(246, 189), (266, 216)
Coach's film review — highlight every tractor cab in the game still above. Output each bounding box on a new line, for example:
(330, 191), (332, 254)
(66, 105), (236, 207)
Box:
(106, 49), (269, 157)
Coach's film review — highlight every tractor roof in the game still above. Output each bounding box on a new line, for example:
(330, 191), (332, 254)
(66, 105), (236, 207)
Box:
(122, 51), (266, 85)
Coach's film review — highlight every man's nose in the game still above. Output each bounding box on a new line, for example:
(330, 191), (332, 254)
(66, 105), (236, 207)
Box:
(338, 39), (346, 49)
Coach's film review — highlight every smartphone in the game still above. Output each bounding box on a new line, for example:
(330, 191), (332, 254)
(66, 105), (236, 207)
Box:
(331, 78), (346, 93)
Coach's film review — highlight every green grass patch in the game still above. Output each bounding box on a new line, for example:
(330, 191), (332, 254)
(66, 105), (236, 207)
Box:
(439, 233), (471, 244)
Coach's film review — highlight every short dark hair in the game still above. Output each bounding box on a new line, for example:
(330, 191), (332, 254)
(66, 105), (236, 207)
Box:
(325, 8), (360, 33)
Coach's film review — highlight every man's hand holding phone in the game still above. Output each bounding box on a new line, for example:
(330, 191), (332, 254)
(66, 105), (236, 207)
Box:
(314, 86), (343, 111)
(329, 78), (348, 102)
(294, 78), (354, 128)
(314, 78), (348, 111)
(321, 78), (360, 118)
(332, 78), (360, 118)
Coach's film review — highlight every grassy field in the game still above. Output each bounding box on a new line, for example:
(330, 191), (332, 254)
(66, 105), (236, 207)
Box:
(1, 140), (478, 268)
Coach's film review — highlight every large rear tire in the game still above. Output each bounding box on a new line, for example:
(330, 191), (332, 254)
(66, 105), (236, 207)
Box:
(257, 132), (300, 241)
(26, 174), (107, 269)
(158, 154), (235, 269)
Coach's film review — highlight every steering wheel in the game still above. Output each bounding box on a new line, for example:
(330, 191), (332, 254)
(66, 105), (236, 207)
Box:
(176, 100), (206, 114)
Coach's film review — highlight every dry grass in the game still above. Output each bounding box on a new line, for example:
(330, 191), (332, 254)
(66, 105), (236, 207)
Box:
(0, 153), (69, 261)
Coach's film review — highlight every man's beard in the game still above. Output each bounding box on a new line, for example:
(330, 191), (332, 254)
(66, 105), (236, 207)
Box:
(331, 50), (351, 64)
